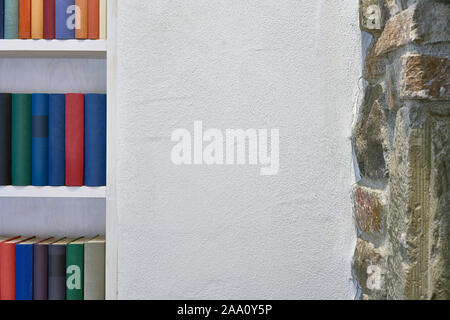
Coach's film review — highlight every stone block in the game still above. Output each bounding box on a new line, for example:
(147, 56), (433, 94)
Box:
(353, 185), (385, 235)
(360, 0), (382, 33)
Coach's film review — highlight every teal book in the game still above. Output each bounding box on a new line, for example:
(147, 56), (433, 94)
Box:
(12, 94), (32, 186)
(66, 238), (85, 300)
(4, 0), (19, 39)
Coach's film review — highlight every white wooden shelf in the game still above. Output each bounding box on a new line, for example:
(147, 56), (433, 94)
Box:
(0, 39), (107, 58)
(0, 186), (106, 198)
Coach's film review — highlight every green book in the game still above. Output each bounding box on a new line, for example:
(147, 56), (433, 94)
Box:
(66, 238), (86, 300)
(4, 0), (19, 39)
(12, 94), (32, 186)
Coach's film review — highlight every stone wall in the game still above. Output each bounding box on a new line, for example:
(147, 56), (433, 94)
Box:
(353, 0), (449, 300)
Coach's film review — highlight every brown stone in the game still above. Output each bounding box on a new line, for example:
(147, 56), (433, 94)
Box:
(353, 185), (385, 235)
(399, 54), (450, 101)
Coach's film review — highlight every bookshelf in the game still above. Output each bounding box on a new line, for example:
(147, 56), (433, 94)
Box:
(0, 186), (106, 198)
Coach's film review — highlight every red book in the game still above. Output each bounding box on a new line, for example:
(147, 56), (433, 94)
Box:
(88, 0), (99, 39)
(0, 237), (31, 300)
(66, 94), (85, 186)
(19, 0), (31, 39)
(43, 0), (55, 39)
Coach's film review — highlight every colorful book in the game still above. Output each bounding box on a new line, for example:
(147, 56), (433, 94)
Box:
(48, 238), (71, 300)
(87, 0), (98, 39)
(48, 94), (66, 186)
(99, 0), (106, 39)
(84, 236), (105, 300)
(75, 0), (87, 39)
(33, 238), (54, 300)
(15, 237), (41, 300)
(12, 94), (32, 186)
(84, 94), (106, 186)
(55, 0), (74, 39)
(31, 0), (43, 38)
(0, 237), (32, 300)
(0, 94), (12, 186)
(66, 238), (85, 300)
(0, 0), (4, 38)
(43, 0), (54, 39)
(65, 94), (84, 186)
(4, 0), (19, 39)
(18, 0), (31, 38)
(31, 94), (49, 186)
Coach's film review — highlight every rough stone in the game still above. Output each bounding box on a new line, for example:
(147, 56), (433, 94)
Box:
(353, 185), (385, 235)
(399, 54), (450, 101)
(360, 0), (382, 33)
(364, 39), (387, 81)
(375, 2), (450, 56)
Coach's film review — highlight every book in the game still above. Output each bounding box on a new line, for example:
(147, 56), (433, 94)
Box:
(55, 0), (74, 39)
(31, 0), (43, 38)
(48, 238), (71, 300)
(43, 0), (55, 39)
(0, 0), (4, 38)
(12, 94), (32, 186)
(32, 94), (49, 186)
(0, 236), (18, 300)
(75, 0), (87, 39)
(0, 94), (12, 186)
(15, 237), (42, 300)
(33, 238), (54, 300)
(84, 94), (106, 186)
(84, 236), (105, 300)
(0, 236), (33, 300)
(87, 0), (98, 39)
(4, 0), (19, 39)
(66, 237), (85, 300)
(99, 0), (106, 39)
(48, 94), (65, 186)
(65, 94), (84, 186)
(18, 0), (31, 38)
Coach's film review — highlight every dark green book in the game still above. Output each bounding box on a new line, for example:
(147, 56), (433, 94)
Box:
(12, 94), (32, 186)
(66, 238), (85, 300)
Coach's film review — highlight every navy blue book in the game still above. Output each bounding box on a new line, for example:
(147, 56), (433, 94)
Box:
(55, 0), (75, 39)
(48, 94), (65, 186)
(15, 239), (38, 300)
(32, 94), (49, 186)
(0, 0), (4, 39)
(84, 94), (107, 186)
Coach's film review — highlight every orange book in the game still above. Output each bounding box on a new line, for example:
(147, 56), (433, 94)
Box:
(88, 0), (99, 39)
(75, 0), (88, 39)
(31, 0), (44, 39)
(19, 0), (31, 39)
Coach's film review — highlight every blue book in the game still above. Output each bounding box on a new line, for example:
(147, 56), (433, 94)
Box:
(15, 239), (36, 300)
(0, 0), (5, 39)
(48, 94), (65, 186)
(84, 94), (107, 186)
(55, 0), (75, 39)
(32, 94), (49, 186)
(4, 0), (18, 39)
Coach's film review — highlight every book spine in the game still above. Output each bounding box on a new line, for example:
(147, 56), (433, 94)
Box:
(18, 0), (30, 38)
(0, 0), (4, 38)
(42, 0), (54, 39)
(12, 94), (32, 186)
(32, 94), (49, 186)
(0, 94), (12, 186)
(4, 0), (19, 39)
(84, 94), (106, 186)
(31, 0), (43, 38)
(87, 0), (98, 39)
(84, 242), (105, 300)
(74, 0), (87, 39)
(66, 243), (84, 300)
(55, 0), (74, 39)
(15, 244), (33, 300)
(65, 94), (84, 186)
(48, 245), (66, 300)
(99, 0), (106, 39)
(33, 244), (48, 300)
(0, 243), (16, 300)
(48, 94), (65, 186)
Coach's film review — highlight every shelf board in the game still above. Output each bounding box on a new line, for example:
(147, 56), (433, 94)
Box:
(0, 186), (106, 198)
(0, 39), (107, 58)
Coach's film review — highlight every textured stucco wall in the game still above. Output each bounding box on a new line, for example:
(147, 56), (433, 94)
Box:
(114, 0), (362, 299)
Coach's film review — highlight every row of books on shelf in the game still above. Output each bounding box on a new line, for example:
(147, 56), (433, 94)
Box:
(0, 0), (107, 40)
(0, 235), (105, 300)
(0, 93), (106, 187)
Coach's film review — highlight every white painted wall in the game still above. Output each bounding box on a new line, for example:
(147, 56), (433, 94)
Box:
(114, 0), (362, 299)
